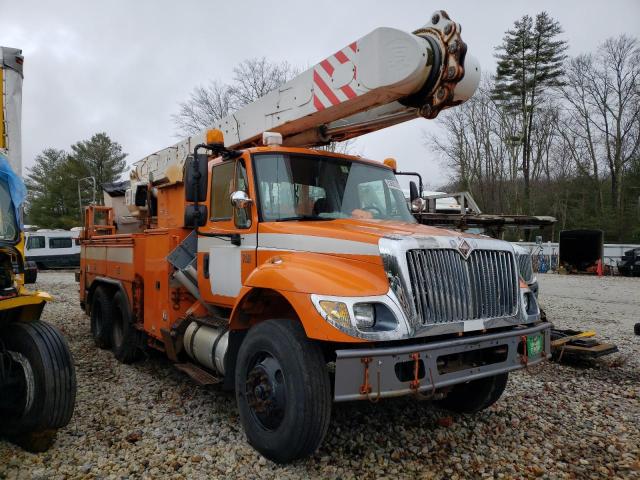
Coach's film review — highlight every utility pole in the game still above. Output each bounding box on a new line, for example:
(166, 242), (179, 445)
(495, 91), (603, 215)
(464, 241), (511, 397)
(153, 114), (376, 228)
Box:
(78, 176), (96, 222)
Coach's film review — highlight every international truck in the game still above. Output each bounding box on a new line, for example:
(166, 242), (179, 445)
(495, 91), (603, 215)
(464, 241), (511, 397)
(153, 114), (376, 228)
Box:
(78, 11), (550, 463)
(0, 46), (76, 452)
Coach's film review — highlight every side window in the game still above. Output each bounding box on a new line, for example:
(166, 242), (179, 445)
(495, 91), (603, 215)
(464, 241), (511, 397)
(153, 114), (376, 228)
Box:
(234, 161), (251, 229)
(27, 236), (45, 249)
(50, 237), (72, 249)
(210, 162), (235, 220)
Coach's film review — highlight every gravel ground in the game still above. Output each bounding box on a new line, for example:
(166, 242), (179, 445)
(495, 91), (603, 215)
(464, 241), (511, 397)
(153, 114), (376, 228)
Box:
(1, 271), (638, 479)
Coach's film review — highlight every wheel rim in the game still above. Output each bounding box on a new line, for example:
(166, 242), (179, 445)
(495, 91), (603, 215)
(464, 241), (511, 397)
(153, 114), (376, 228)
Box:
(245, 352), (286, 431)
(0, 350), (35, 417)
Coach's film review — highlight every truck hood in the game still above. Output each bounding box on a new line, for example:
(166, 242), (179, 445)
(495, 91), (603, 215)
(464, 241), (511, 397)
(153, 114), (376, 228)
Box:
(257, 219), (487, 264)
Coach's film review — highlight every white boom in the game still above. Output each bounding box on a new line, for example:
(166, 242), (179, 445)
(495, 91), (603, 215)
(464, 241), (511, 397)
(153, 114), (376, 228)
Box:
(131, 10), (479, 185)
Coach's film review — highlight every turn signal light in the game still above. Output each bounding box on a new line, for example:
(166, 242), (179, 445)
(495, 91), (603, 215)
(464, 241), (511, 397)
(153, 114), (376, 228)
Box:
(318, 300), (351, 329)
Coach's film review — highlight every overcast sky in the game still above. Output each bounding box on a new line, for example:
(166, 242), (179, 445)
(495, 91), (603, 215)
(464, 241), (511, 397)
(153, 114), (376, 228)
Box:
(2, 0), (639, 189)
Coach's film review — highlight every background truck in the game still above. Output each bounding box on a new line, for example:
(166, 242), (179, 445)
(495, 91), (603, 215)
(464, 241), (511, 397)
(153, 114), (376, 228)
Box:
(0, 46), (76, 452)
(78, 11), (550, 463)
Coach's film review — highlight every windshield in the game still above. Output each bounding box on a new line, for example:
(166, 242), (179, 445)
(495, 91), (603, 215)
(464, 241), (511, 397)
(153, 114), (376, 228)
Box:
(0, 181), (19, 242)
(253, 153), (415, 223)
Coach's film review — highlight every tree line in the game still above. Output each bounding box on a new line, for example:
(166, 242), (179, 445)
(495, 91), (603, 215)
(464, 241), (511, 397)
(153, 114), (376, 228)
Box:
(25, 133), (126, 228)
(429, 12), (640, 242)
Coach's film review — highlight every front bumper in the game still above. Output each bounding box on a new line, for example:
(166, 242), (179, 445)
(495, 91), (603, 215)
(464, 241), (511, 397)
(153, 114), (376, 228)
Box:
(334, 322), (551, 402)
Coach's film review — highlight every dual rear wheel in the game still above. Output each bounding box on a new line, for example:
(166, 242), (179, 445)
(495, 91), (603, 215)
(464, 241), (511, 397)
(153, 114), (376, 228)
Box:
(90, 286), (142, 364)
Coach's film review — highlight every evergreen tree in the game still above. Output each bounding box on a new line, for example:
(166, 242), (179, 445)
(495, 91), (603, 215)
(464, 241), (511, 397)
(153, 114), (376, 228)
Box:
(493, 12), (568, 213)
(25, 133), (127, 228)
(25, 148), (79, 228)
(67, 133), (127, 204)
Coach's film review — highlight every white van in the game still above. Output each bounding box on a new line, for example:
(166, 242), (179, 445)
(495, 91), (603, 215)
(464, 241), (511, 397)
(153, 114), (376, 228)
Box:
(24, 229), (81, 269)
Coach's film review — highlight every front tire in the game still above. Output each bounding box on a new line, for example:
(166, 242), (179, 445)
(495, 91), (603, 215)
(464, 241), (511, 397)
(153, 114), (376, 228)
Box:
(437, 373), (508, 413)
(0, 321), (76, 451)
(235, 319), (331, 463)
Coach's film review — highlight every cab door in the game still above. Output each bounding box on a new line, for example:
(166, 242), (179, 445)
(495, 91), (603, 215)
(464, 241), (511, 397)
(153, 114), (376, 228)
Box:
(198, 155), (257, 306)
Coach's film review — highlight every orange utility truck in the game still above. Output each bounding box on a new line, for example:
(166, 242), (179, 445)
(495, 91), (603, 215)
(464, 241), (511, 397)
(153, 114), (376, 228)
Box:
(78, 11), (549, 463)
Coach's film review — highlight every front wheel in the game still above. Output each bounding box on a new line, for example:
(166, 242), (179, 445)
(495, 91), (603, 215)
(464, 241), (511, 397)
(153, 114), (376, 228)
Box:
(437, 373), (508, 413)
(0, 321), (76, 451)
(235, 319), (331, 463)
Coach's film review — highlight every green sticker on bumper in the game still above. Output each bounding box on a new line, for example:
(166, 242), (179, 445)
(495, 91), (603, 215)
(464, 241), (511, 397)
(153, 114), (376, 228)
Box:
(527, 333), (544, 357)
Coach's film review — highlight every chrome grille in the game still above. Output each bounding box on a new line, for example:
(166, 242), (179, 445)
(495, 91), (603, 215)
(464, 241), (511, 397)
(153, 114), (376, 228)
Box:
(406, 249), (518, 324)
(516, 253), (534, 283)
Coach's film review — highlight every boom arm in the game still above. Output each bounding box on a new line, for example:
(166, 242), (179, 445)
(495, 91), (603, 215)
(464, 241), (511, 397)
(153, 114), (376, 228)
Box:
(132, 10), (479, 185)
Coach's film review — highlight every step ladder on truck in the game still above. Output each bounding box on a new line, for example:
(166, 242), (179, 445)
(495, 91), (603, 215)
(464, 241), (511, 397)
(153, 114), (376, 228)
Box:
(0, 47), (76, 452)
(79, 11), (550, 463)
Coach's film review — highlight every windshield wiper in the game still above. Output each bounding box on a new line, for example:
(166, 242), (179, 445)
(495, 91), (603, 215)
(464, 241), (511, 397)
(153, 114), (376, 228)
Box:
(275, 215), (334, 222)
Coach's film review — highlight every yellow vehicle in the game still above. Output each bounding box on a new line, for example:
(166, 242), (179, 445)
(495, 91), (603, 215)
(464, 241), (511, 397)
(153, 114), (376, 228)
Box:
(0, 46), (76, 452)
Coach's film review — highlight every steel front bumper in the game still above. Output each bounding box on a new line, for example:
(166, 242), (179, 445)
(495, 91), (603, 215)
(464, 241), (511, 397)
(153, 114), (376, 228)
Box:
(334, 322), (551, 402)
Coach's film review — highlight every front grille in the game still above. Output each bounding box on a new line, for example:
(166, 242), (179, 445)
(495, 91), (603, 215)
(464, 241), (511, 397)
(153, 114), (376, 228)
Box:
(406, 249), (518, 325)
(516, 253), (534, 283)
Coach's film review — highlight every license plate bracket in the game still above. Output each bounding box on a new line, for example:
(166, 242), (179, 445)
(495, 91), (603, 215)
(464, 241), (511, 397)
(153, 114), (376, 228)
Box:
(527, 333), (544, 357)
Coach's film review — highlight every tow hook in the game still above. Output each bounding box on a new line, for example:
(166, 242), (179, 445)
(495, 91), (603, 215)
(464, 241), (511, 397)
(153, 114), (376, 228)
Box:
(410, 352), (436, 399)
(521, 335), (528, 366)
(359, 357), (380, 403)
(410, 352), (421, 390)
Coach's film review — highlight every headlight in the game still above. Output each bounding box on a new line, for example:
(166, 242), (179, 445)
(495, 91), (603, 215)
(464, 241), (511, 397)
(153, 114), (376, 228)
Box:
(353, 303), (375, 329)
(523, 293), (530, 313)
(318, 300), (350, 329)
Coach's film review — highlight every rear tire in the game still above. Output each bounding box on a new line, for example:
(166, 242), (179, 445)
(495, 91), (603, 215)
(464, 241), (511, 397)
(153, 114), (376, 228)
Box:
(0, 321), (76, 448)
(111, 290), (143, 364)
(235, 319), (331, 463)
(90, 286), (113, 349)
(437, 373), (508, 413)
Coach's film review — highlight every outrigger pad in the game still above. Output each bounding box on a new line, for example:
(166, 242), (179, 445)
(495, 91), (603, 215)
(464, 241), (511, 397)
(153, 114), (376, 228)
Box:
(550, 328), (619, 361)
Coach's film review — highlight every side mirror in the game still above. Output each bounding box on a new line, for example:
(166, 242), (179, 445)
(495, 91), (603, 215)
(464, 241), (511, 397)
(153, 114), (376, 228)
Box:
(184, 154), (209, 202)
(409, 181), (419, 202)
(184, 204), (208, 227)
(230, 190), (253, 209)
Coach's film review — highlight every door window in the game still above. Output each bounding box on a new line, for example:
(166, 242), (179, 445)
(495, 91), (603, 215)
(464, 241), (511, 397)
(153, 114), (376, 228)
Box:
(210, 160), (252, 228)
(210, 162), (235, 220)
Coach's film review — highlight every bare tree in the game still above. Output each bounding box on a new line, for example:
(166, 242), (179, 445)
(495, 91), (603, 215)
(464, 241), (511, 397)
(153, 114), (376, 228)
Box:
(228, 58), (297, 109)
(172, 58), (297, 136)
(428, 78), (524, 214)
(562, 35), (640, 236)
(173, 81), (233, 135)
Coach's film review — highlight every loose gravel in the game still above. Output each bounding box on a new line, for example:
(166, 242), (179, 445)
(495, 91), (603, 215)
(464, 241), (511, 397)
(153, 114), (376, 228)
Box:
(1, 272), (638, 479)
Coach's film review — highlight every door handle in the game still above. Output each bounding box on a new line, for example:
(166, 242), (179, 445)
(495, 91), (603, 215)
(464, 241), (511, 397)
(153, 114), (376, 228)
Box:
(203, 254), (210, 279)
